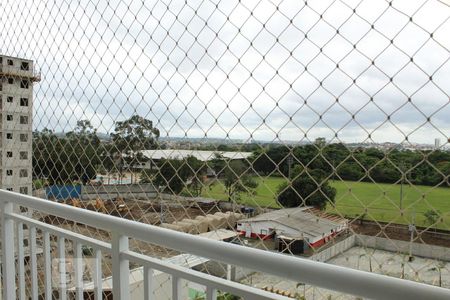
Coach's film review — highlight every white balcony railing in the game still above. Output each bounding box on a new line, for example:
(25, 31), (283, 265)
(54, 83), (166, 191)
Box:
(1, 190), (450, 300)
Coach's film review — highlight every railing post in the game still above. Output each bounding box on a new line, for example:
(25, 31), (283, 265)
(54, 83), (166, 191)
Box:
(74, 242), (84, 300)
(112, 232), (129, 299)
(30, 226), (38, 299)
(143, 266), (155, 299)
(206, 287), (217, 300)
(43, 231), (52, 300)
(17, 222), (26, 300)
(94, 249), (103, 300)
(172, 275), (181, 300)
(1, 201), (16, 300)
(58, 237), (67, 300)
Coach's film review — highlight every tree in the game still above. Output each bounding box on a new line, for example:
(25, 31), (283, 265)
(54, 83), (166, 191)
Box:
(277, 169), (336, 209)
(251, 143), (449, 188)
(185, 156), (207, 196)
(223, 160), (258, 202)
(67, 119), (98, 137)
(251, 145), (291, 176)
(153, 159), (185, 194)
(337, 162), (365, 181)
(98, 142), (120, 184)
(208, 153), (226, 177)
(436, 161), (450, 187)
(66, 120), (100, 184)
(33, 121), (101, 185)
(33, 128), (61, 184)
(152, 156), (205, 194)
(111, 115), (160, 183)
(216, 292), (240, 300)
(369, 161), (401, 184)
(423, 210), (440, 231)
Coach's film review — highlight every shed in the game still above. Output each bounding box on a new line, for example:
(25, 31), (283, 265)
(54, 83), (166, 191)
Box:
(198, 229), (240, 242)
(237, 207), (347, 248)
(277, 235), (305, 255)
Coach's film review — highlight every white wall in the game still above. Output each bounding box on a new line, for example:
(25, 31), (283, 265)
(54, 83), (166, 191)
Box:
(237, 221), (301, 238)
(356, 235), (450, 261)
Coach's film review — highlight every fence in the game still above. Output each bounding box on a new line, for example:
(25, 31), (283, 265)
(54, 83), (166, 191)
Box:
(1, 0), (449, 299)
(2, 190), (450, 299)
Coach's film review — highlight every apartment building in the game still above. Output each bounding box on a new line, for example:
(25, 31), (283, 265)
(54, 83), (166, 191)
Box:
(0, 55), (39, 195)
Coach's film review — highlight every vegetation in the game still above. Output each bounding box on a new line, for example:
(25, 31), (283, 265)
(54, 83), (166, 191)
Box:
(110, 115), (160, 183)
(216, 292), (240, 300)
(251, 143), (450, 188)
(32, 179), (46, 189)
(223, 160), (258, 202)
(202, 176), (282, 207)
(277, 168), (336, 209)
(327, 181), (449, 228)
(423, 209), (441, 230)
(151, 156), (205, 195)
(33, 116), (160, 185)
(207, 153), (227, 176)
(32, 117), (449, 228)
(33, 121), (101, 184)
(201, 177), (450, 228)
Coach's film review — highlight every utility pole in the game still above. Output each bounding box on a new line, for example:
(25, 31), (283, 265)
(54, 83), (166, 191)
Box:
(400, 162), (405, 212)
(287, 154), (293, 179)
(160, 185), (166, 224)
(408, 210), (415, 262)
(400, 175), (403, 211)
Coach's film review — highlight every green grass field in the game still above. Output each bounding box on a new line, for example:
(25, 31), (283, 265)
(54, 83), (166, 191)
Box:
(201, 177), (450, 229)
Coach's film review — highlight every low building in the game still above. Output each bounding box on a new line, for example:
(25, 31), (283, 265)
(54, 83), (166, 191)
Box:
(137, 149), (253, 176)
(237, 207), (347, 251)
(198, 228), (241, 242)
(140, 149), (252, 162)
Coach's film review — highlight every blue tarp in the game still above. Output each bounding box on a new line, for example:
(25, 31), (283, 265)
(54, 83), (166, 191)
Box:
(46, 185), (81, 200)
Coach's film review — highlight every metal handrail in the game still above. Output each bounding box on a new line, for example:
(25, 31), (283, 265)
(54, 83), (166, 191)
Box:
(1, 190), (449, 300)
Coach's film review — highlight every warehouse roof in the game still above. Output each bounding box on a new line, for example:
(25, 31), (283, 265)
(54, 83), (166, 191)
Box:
(198, 229), (240, 241)
(140, 149), (252, 161)
(239, 207), (346, 239)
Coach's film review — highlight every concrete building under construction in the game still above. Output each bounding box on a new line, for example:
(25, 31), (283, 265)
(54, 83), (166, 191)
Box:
(0, 55), (39, 195)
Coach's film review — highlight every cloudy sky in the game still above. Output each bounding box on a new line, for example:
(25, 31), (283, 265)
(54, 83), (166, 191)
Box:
(1, 0), (449, 144)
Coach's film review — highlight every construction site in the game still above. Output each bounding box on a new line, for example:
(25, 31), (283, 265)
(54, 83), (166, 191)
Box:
(15, 184), (450, 299)
(31, 189), (248, 291)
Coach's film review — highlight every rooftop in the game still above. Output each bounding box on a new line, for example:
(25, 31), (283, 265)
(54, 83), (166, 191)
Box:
(198, 229), (241, 241)
(140, 149), (252, 162)
(240, 207), (347, 239)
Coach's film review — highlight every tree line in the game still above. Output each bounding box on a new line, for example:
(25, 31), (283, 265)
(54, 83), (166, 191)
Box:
(251, 142), (450, 187)
(33, 117), (448, 210)
(33, 115), (160, 185)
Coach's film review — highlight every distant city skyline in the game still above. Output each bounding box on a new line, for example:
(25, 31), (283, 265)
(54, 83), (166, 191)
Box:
(49, 129), (448, 150)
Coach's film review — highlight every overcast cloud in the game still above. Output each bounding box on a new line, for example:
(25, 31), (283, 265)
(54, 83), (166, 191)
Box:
(1, 0), (449, 144)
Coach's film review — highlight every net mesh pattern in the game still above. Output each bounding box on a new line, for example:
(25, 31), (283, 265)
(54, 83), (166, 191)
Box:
(0, 0), (449, 299)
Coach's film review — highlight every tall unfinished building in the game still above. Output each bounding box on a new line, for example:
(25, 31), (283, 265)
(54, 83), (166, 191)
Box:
(0, 55), (39, 195)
